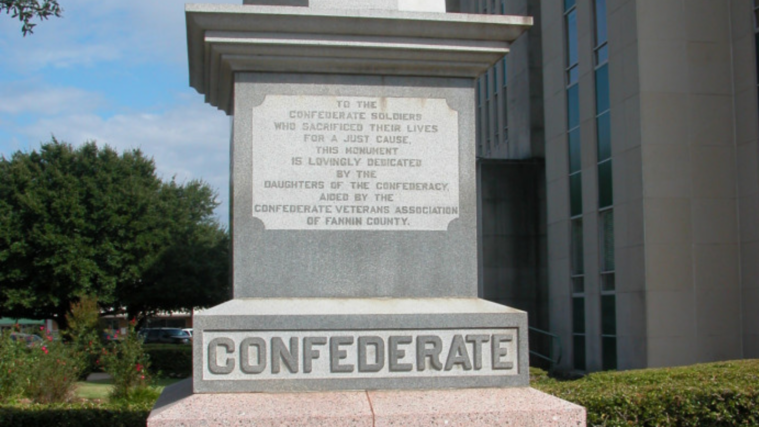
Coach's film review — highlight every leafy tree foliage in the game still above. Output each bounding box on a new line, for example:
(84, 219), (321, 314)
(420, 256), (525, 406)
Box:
(1, 0), (61, 35)
(0, 140), (230, 327)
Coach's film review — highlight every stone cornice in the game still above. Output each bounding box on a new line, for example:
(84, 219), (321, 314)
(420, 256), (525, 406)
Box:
(186, 4), (532, 114)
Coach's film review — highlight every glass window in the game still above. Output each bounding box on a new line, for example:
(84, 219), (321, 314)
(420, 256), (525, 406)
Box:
(598, 160), (613, 208)
(503, 57), (508, 86)
(597, 111), (611, 161)
(569, 128), (581, 173)
(502, 87), (508, 132)
(601, 273), (615, 292)
(572, 277), (585, 294)
(599, 210), (615, 272)
(572, 297), (585, 334)
(565, 0), (576, 12)
(570, 173), (583, 217)
(602, 295), (617, 335)
(602, 336), (617, 370)
(595, 64), (610, 113)
(567, 85), (580, 129)
(594, 0), (607, 46)
(573, 335), (586, 371)
(566, 10), (578, 68)
(571, 218), (584, 275)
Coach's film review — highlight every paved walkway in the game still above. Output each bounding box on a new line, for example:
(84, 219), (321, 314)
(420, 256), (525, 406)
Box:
(86, 372), (112, 381)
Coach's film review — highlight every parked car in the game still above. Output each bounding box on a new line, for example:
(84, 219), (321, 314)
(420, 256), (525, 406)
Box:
(182, 328), (193, 337)
(9, 332), (43, 348)
(137, 328), (192, 345)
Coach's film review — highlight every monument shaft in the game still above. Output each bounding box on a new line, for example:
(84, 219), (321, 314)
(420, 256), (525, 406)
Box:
(186, 1), (534, 393)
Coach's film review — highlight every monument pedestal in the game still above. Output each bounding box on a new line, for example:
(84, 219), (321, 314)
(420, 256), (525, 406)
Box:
(149, 1), (587, 425)
(193, 298), (529, 392)
(149, 379), (585, 426)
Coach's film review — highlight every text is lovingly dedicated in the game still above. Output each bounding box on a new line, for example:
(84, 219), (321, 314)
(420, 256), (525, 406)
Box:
(251, 95), (459, 230)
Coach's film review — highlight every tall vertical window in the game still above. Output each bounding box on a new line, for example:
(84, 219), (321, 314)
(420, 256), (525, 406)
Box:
(485, 70), (491, 154)
(565, 0), (585, 372)
(594, 0), (616, 371)
(502, 57), (508, 145)
(477, 78), (483, 155)
(754, 1), (759, 109)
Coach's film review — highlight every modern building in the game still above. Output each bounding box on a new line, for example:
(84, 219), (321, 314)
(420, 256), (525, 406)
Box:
(455, 0), (759, 373)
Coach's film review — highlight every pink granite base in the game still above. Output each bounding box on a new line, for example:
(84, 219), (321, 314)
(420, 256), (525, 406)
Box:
(147, 379), (585, 427)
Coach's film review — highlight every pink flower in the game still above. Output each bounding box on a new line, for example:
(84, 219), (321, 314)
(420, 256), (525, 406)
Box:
(140, 375), (145, 380)
(42, 346), (48, 355)
(39, 326), (44, 331)
(46, 335), (53, 342)
(136, 363), (143, 372)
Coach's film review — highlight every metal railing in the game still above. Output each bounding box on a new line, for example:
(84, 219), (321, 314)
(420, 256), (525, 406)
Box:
(528, 326), (562, 374)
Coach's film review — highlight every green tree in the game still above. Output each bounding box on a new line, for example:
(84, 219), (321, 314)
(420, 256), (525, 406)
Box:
(0, 139), (230, 327)
(1, 0), (61, 35)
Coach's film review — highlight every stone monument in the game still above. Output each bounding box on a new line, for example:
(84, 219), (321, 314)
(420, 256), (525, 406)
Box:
(148, 1), (586, 425)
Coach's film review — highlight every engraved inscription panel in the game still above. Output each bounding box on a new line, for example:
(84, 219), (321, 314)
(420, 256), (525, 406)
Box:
(251, 95), (459, 230)
(203, 329), (518, 380)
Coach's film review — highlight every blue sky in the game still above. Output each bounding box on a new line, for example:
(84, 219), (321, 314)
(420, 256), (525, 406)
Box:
(0, 0), (233, 224)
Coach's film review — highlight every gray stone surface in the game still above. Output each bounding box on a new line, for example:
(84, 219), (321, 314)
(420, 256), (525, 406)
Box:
(186, 3), (532, 113)
(193, 298), (529, 392)
(233, 73), (477, 299)
(243, 0), (446, 12)
(177, 0), (538, 396)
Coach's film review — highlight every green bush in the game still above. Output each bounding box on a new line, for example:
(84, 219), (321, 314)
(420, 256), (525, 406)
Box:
(0, 330), (29, 403)
(144, 344), (192, 379)
(101, 322), (151, 401)
(65, 296), (104, 380)
(0, 402), (151, 427)
(23, 332), (83, 404)
(534, 360), (759, 426)
(0, 328), (83, 404)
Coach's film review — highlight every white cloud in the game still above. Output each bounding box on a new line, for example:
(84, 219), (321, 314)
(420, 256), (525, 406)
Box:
(0, 82), (104, 115)
(1, 0), (234, 72)
(16, 97), (231, 224)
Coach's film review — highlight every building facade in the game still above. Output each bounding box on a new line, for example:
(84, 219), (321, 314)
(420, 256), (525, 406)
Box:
(459, 0), (759, 372)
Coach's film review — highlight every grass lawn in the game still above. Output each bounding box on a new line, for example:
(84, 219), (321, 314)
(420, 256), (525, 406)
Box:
(75, 377), (184, 401)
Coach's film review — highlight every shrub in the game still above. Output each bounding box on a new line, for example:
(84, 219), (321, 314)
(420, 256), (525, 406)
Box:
(0, 401), (151, 427)
(100, 321), (152, 401)
(65, 295), (103, 380)
(534, 360), (759, 426)
(0, 329), (29, 403)
(144, 344), (192, 379)
(23, 329), (83, 404)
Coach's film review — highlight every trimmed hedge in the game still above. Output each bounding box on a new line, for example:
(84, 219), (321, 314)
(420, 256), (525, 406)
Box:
(144, 344), (192, 379)
(533, 360), (759, 426)
(0, 402), (150, 427)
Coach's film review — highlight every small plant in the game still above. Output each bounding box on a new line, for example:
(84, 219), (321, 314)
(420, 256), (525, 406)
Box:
(66, 295), (104, 379)
(101, 320), (154, 402)
(23, 327), (83, 403)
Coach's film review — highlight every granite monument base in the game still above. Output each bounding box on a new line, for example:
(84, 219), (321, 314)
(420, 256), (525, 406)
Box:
(148, 378), (586, 426)
(193, 298), (530, 392)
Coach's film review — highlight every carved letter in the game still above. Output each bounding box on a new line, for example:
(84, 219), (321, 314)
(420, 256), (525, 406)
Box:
(240, 337), (267, 374)
(492, 334), (514, 370)
(358, 336), (385, 372)
(444, 334), (472, 371)
(416, 335), (443, 371)
(271, 337), (298, 374)
(465, 335), (490, 370)
(208, 337), (235, 375)
(330, 336), (355, 373)
(303, 337), (327, 373)
(388, 336), (413, 372)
